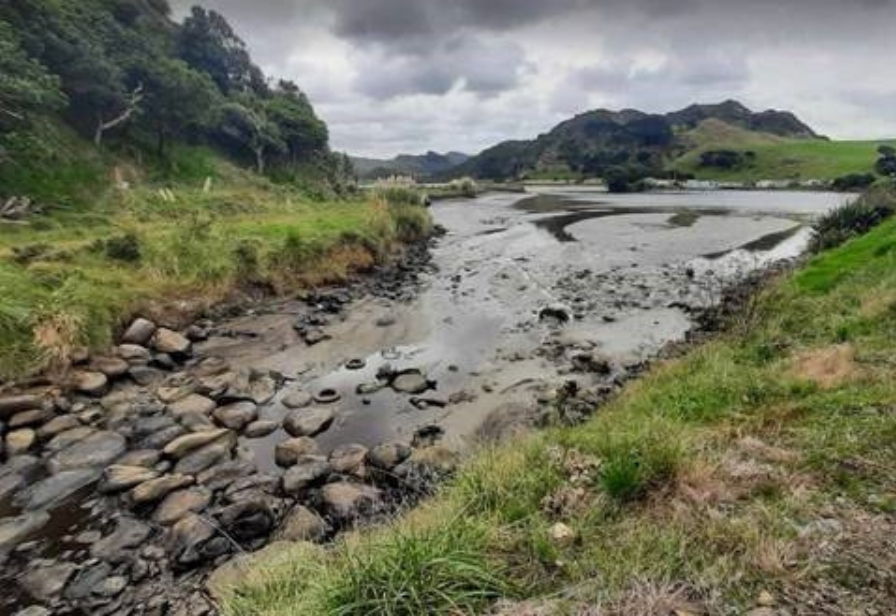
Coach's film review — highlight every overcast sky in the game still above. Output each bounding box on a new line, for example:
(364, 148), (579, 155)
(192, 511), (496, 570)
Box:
(171, 0), (896, 158)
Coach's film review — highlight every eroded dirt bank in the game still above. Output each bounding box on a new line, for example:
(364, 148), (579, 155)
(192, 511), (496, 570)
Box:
(0, 189), (848, 615)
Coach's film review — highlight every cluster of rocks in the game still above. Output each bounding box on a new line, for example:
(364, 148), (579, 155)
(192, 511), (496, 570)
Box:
(0, 310), (457, 615)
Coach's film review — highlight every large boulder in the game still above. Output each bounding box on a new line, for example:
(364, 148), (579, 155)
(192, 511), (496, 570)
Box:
(283, 407), (334, 438)
(167, 394), (216, 418)
(163, 429), (230, 459)
(244, 420), (279, 438)
(100, 465), (160, 493)
(173, 433), (236, 475)
(91, 517), (152, 562)
(281, 456), (330, 495)
(121, 318), (157, 345)
(6, 429), (36, 456)
(130, 474), (194, 505)
(150, 328), (192, 356)
(0, 394), (43, 421)
(274, 437), (319, 467)
(47, 430), (126, 473)
(0, 512), (50, 552)
(153, 487), (212, 525)
(91, 356), (130, 379)
(275, 505), (329, 543)
(213, 401), (258, 431)
(367, 442), (412, 470)
(71, 371), (109, 397)
(218, 499), (275, 542)
(329, 444), (368, 475)
(169, 513), (220, 567)
(320, 482), (382, 523)
(18, 561), (77, 603)
(16, 469), (100, 510)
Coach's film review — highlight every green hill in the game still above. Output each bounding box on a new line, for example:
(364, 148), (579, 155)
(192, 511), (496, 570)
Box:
(451, 100), (894, 184)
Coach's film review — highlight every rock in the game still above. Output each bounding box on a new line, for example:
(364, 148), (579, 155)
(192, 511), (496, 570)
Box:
(756, 591), (776, 607)
(197, 459), (254, 490)
(117, 343), (151, 361)
(92, 517), (152, 561)
(281, 456), (330, 494)
(130, 474), (195, 505)
(47, 430), (126, 473)
(163, 428), (230, 458)
(100, 464), (160, 493)
(122, 318), (157, 345)
(94, 574), (128, 597)
(18, 561), (76, 602)
(130, 365), (165, 386)
(302, 328), (329, 346)
(320, 482), (382, 522)
(275, 437), (320, 467)
(13, 607), (50, 616)
(538, 304), (572, 324)
(16, 469), (100, 510)
(117, 449), (162, 467)
(281, 391), (313, 409)
(244, 420), (279, 438)
(745, 610), (776, 616)
(168, 394), (216, 418)
(329, 444), (368, 475)
(391, 370), (431, 394)
(224, 474), (279, 501)
(180, 411), (216, 432)
(548, 522), (575, 546)
(91, 356), (130, 378)
(150, 328), (192, 356)
(213, 401), (258, 431)
(157, 383), (196, 404)
(139, 425), (186, 450)
(153, 487), (212, 525)
(0, 512), (50, 552)
(411, 424), (445, 448)
(221, 371), (277, 405)
(393, 445), (458, 492)
(0, 472), (24, 501)
(45, 426), (95, 452)
(367, 442), (412, 470)
(283, 407), (334, 437)
(169, 513), (217, 565)
(276, 505), (329, 542)
(8, 407), (54, 429)
(6, 428), (36, 455)
(219, 500), (275, 542)
(174, 433), (236, 475)
(0, 394), (42, 421)
(72, 371), (109, 396)
(36, 414), (81, 440)
(65, 562), (113, 600)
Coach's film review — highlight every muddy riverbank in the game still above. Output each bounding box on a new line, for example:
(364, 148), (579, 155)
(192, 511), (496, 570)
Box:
(0, 189), (850, 615)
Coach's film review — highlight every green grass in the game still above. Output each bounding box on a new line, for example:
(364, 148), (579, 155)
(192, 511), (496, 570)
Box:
(0, 160), (431, 379)
(228, 196), (896, 615)
(672, 125), (896, 181)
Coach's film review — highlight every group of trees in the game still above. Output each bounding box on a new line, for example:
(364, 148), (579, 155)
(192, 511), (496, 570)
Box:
(877, 145), (896, 178)
(0, 0), (335, 185)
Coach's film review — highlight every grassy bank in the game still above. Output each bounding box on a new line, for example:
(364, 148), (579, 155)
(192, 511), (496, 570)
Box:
(227, 196), (896, 614)
(672, 129), (896, 182)
(0, 164), (431, 380)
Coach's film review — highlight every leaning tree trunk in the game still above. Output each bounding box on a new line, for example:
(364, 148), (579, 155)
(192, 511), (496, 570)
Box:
(254, 147), (265, 174)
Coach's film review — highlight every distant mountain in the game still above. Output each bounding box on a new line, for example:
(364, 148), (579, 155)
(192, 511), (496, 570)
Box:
(352, 151), (470, 180)
(449, 100), (821, 182)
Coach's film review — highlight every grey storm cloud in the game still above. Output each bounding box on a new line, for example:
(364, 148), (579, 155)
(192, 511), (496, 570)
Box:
(170, 0), (896, 156)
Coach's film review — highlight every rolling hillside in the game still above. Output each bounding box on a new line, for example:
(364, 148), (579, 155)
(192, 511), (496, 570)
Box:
(450, 100), (894, 183)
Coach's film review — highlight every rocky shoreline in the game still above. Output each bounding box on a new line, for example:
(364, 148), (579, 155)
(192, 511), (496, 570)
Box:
(0, 210), (802, 616)
(0, 236), (456, 616)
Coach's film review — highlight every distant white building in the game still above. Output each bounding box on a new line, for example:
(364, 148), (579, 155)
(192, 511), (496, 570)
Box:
(756, 179), (793, 190)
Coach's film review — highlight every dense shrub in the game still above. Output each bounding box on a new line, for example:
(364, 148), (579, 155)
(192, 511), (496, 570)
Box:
(810, 187), (896, 253)
(831, 173), (876, 192)
(374, 186), (422, 207)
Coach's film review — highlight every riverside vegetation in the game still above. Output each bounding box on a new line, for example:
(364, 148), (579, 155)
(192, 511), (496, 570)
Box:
(0, 0), (432, 381)
(223, 186), (896, 615)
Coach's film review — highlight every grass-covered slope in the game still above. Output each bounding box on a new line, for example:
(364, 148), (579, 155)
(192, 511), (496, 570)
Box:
(672, 121), (896, 181)
(0, 160), (430, 380)
(226, 197), (896, 615)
